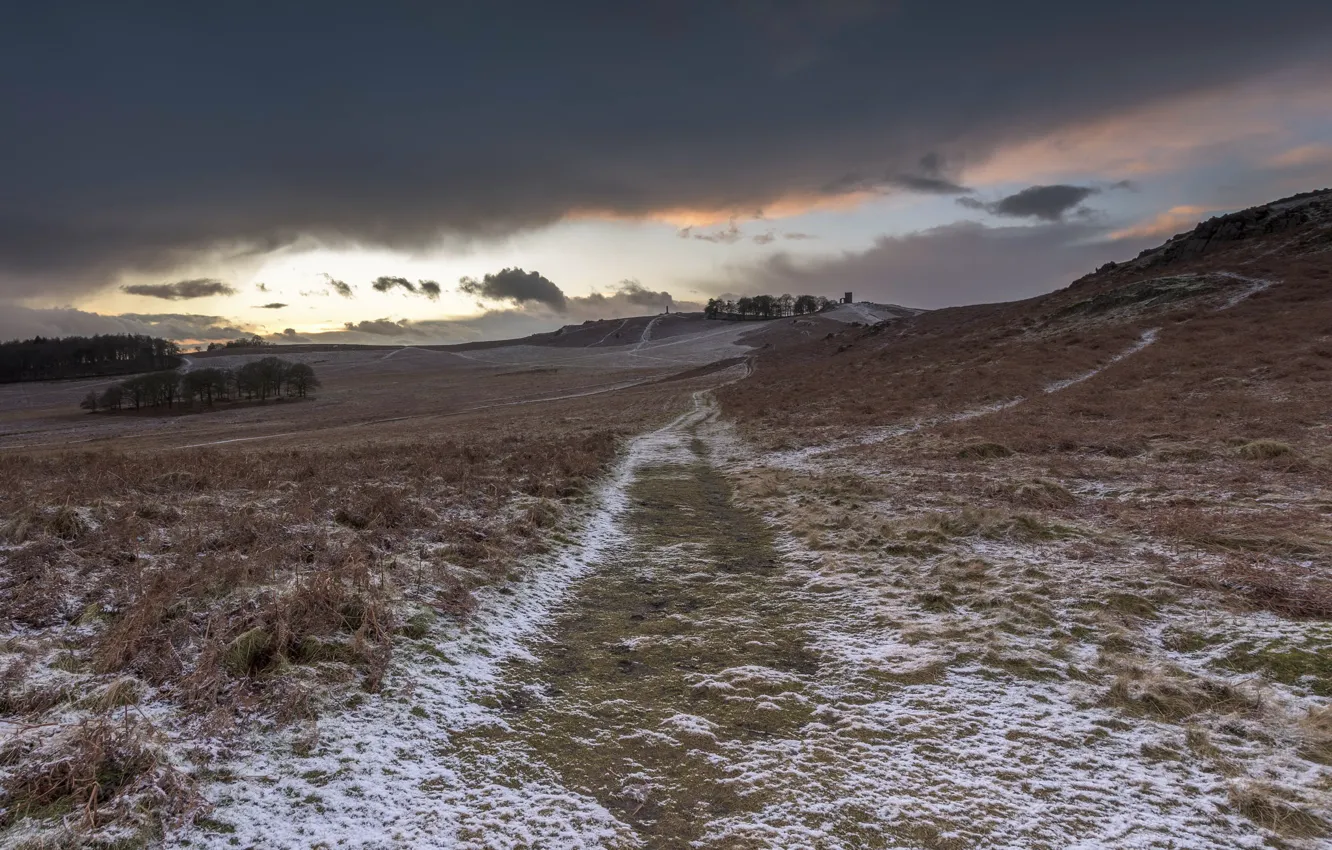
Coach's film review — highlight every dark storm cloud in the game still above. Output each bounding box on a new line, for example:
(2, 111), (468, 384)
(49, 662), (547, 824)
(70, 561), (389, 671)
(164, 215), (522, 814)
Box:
(257, 302), (287, 309)
(370, 276), (441, 299)
(726, 221), (1157, 309)
(372, 275), (417, 294)
(458, 268), (568, 311)
(321, 274), (354, 298)
(608, 280), (672, 308)
(822, 154), (972, 197)
(890, 175), (972, 195)
(884, 153), (973, 195)
(344, 317), (422, 336)
(755, 229), (817, 245)
(119, 278), (237, 300)
(959, 185), (1101, 221)
(2, 2), (1331, 294)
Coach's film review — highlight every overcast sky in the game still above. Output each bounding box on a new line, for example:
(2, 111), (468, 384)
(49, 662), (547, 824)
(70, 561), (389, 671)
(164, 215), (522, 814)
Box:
(3, 1), (1332, 345)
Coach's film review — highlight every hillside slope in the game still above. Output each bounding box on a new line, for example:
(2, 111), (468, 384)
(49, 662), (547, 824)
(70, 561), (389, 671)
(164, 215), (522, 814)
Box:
(725, 188), (1332, 443)
(716, 190), (1332, 844)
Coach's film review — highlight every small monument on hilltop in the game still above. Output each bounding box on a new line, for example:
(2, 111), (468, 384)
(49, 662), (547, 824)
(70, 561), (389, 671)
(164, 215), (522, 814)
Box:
(843, 292), (853, 304)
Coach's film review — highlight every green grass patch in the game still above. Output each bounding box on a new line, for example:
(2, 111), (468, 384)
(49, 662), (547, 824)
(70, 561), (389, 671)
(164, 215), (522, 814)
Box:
(1222, 641), (1332, 696)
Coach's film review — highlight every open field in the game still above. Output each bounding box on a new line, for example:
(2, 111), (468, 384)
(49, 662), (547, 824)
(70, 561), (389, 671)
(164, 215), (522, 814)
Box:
(0, 317), (769, 847)
(0, 314), (776, 455)
(3, 193), (1331, 848)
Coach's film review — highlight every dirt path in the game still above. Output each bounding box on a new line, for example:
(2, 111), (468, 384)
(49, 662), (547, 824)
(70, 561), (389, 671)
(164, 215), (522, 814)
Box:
(444, 426), (825, 847)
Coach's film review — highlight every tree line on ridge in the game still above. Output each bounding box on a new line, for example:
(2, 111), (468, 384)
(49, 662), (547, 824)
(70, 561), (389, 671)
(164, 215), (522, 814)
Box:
(81, 357), (319, 412)
(703, 294), (834, 320)
(0, 333), (180, 383)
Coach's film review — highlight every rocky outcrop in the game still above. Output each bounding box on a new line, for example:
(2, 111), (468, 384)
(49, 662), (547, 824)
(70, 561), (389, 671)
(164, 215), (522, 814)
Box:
(1130, 189), (1332, 269)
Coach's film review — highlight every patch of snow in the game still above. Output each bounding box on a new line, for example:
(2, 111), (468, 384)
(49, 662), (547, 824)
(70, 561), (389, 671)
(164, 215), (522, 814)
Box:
(1215, 272), (1278, 309)
(1044, 328), (1159, 393)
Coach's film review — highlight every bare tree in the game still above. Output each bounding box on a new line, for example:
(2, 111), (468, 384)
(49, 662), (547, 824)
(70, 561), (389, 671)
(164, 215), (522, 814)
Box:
(286, 363), (320, 397)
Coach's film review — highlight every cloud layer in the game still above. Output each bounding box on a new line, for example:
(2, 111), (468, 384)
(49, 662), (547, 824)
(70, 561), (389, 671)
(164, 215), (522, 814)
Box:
(0, 308), (257, 344)
(458, 268), (568, 311)
(725, 220), (1154, 309)
(959, 185), (1101, 221)
(370, 276), (441, 300)
(2, 2), (1330, 296)
(119, 278), (237, 300)
(321, 274), (355, 298)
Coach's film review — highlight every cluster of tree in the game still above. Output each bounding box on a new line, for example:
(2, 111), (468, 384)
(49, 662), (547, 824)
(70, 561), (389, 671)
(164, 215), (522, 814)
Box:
(205, 334), (270, 351)
(81, 357), (319, 412)
(703, 294), (833, 320)
(0, 334), (180, 383)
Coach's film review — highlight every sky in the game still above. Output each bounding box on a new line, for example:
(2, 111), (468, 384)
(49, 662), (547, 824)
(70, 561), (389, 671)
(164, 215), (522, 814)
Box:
(3, 1), (1332, 346)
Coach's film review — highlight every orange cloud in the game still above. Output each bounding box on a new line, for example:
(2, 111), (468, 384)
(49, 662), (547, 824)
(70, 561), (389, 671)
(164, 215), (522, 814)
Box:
(569, 189), (883, 229)
(1267, 143), (1332, 169)
(966, 68), (1332, 186)
(1107, 205), (1219, 241)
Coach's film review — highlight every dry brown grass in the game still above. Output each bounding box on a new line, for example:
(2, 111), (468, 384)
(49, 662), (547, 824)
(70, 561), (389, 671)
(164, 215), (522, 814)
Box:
(0, 374), (698, 839)
(724, 243), (1332, 472)
(1236, 439), (1294, 460)
(1105, 663), (1261, 721)
(1229, 782), (1330, 839)
(718, 226), (1332, 843)
(956, 442), (1013, 460)
(1174, 557), (1332, 620)
(0, 420), (631, 712)
(1298, 705), (1332, 765)
(1010, 479), (1076, 509)
(0, 716), (193, 836)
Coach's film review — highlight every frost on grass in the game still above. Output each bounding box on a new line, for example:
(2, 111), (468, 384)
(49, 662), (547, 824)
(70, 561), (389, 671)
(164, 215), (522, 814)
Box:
(185, 379), (1330, 848)
(725, 424), (1332, 846)
(175, 388), (735, 848)
(0, 385), (686, 846)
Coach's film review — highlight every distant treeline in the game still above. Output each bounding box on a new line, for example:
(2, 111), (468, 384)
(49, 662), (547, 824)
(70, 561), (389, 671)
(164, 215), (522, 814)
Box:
(0, 333), (180, 383)
(205, 334), (270, 351)
(81, 356), (319, 412)
(704, 294), (834, 320)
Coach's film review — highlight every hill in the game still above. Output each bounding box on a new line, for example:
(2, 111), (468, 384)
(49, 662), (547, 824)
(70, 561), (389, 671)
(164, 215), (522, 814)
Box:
(711, 189), (1332, 842)
(726, 188), (1332, 440)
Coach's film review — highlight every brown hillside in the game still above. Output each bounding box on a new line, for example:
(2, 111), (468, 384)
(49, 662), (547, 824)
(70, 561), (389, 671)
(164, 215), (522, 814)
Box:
(723, 189), (1332, 449)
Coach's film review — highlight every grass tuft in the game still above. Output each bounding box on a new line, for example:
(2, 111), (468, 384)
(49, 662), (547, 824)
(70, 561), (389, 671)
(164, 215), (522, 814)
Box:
(1012, 478), (1076, 509)
(223, 627), (275, 677)
(1178, 559), (1332, 620)
(1229, 782), (1330, 838)
(1106, 664), (1259, 721)
(957, 441), (1014, 460)
(0, 717), (191, 834)
(1236, 439), (1293, 460)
